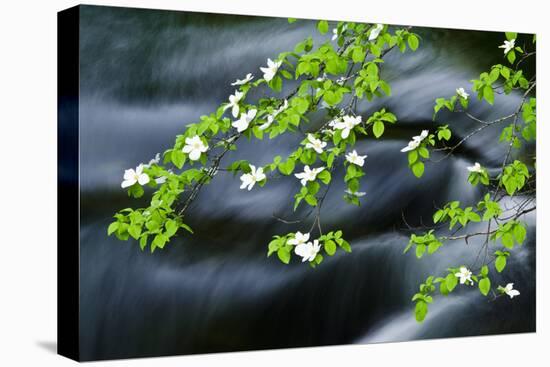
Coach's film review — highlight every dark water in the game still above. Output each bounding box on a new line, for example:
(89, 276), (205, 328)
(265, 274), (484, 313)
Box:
(74, 5), (535, 361)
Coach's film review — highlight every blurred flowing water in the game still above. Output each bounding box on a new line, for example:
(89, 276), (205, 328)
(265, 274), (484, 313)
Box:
(74, 5), (535, 360)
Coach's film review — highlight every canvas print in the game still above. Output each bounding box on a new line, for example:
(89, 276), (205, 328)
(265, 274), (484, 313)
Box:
(57, 4), (536, 361)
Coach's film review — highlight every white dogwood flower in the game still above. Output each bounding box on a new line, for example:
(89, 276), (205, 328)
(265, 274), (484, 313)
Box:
(294, 165), (325, 186)
(331, 24), (347, 41)
(279, 99), (289, 111)
(154, 169), (172, 185)
(260, 58), (282, 82)
(400, 130), (429, 152)
(334, 115), (362, 139)
(223, 90), (244, 118)
(455, 266), (474, 285)
(182, 135), (209, 161)
(231, 73), (254, 86)
(332, 28), (339, 41)
(121, 164), (150, 188)
(294, 239), (321, 262)
(305, 134), (327, 154)
(345, 189), (366, 197)
(336, 77), (346, 85)
(467, 162), (483, 173)
(258, 115), (276, 131)
(503, 283), (520, 299)
(259, 100), (288, 130)
(239, 164), (266, 191)
(287, 231), (310, 246)
(345, 150), (367, 167)
(498, 39), (515, 54)
(401, 139), (421, 153)
(415, 130), (429, 141)
(456, 87), (469, 99)
(232, 109), (257, 133)
(146, 152), (161, 167)
(369, 24), (384, 41)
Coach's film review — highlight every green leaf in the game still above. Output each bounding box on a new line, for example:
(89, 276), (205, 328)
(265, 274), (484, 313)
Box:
(313, 254), (323, 265)
(323, 90), (343, 106)
(139, 235), (148, 250)
(307, 181), (320, 195)
(277, 248), (291, 264)
(513, 223), (527, 244)
(352, 47), (365, 63)
(408, 150), (418, 165)
(418, 147), (429, 159)
(407, 34), (419, 51)
(479, 277), (491, 296)
(489, 68), (500, 83)
(325, 240), (336, 256)
(505, 32), (517, 41)
(370, 43), (382, 57)
(379, 80), (392, 96)
(317, 170), (331, 185)
(165, 220), (178, 237)
(327, 153), (335, 168)
(446, 273), (458, 292)
(427, 241), (441, 254)
(415, 244), (426, 258)
(145, 219), (160, 232)
(411, 161), (425, 178)
(495, 255), (507, 273)
(480, 265), (489, 277)
(439, 281), (449, 296)
(152, 233), (167, 251)
(304, 194), (318, 206)
(503, 177), (517, 195)
(269, 76), (282, 92)
(128, 224), (141, 240)
(500, 67), (510, 80)
(252, 126), (264, 140)
(467, 212), (481, 222)
(278, 159), (295, 176)
(340, 239), (352, 253)
(507, 50), (516, 64)
(107, 222), (119, 235)
(127, 184), (144, 198)
(172, 149), (185, 169)
(403, 241), (413, 254)
(483, 85), (495, 105)
(502, 232), (515, 249)
(317, 20), (329, 35)
(433, 210), (444, 223)
(267, 239), (280, 256)
(180, 223), (194, 234)
(414, 301), (428, 322)
(440, 129), (451, 140)
(292, 97), (310, 114)
(373, 120), (384, 138)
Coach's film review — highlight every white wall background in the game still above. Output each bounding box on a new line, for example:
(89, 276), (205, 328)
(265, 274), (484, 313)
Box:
(0, 0), (547, 366)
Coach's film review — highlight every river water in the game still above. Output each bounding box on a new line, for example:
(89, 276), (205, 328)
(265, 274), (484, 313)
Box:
(74, 5), (535, 360)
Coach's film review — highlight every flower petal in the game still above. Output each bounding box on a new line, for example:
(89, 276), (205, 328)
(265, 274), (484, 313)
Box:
(189, 149), (201, 161)
(138, 174), (150, 185)
(121, 179), (135, 188)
